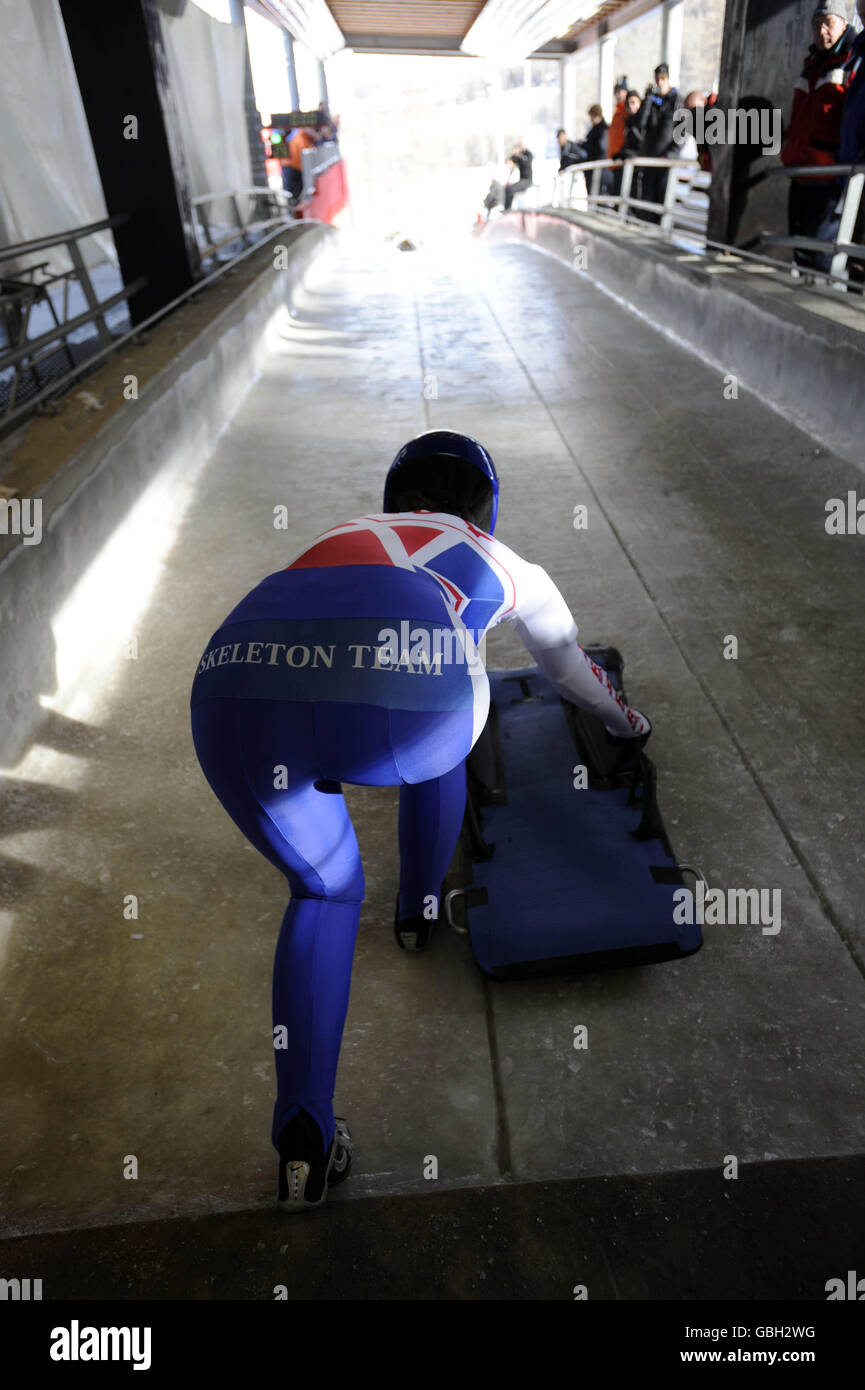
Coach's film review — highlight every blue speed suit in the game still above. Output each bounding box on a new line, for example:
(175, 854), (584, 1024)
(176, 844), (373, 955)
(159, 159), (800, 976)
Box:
(190, 512), (649, 1158)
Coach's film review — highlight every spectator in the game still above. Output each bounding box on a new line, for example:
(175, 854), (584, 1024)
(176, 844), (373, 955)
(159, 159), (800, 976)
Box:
(504, 142), (534, 210)
(635, 63), (680, 222)
(781, 2), (857, 272)
(839, 0), (865, 281)
(621, 90), (646, 158)
(683, 89), (720, 172)
(608, 87), (644, 202)
(608, 79), (630, 160)
(557, 128), (584, 170)
(557, 108), (608, 166)
(282, 125), (317, 203)
(840, 0), (865, 159)
(581, 104), (609, 163)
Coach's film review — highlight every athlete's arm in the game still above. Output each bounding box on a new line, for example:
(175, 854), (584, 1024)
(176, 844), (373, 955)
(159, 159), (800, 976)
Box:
(494, 548), (650, 739)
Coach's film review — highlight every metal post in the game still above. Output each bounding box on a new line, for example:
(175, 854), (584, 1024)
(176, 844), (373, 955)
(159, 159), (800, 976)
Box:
(662, 0), (685, 91)
(66, 238), (113, 347)
(599, 33), (616, 123)
(830, 172), (864, 285)
(284, 31), (300, 110)
(660, 164), (679, 236)
(228, 0), (268, 194)
(230, 193), (250, 247)
(620, 160), (634, 220)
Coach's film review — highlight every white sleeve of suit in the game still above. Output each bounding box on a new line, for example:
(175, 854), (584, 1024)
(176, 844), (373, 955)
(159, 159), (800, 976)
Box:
(490, 542), (650, 738)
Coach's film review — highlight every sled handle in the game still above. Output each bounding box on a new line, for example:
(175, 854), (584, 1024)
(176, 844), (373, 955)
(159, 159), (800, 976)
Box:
(443, 888), (471, 934)
(678, 863), (710, 890)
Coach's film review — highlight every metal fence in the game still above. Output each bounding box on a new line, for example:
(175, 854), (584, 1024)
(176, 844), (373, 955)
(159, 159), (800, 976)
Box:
(0, 215), (144, 424)
(192, 187), (296, 263)
(549, 155), (865, 293)
(552, 156), (709, 241)
(757, 162), (865, 284)
(0, 188), (299, 439)
(300, 142), (341, 200)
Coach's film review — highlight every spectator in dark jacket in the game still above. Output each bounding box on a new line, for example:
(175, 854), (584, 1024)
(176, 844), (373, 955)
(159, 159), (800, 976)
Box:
(621, 90), (646, 158)
(839, 0), (865, 281)
(557, 108), (609, 168)
(504, 143), (534, 210)
(584, 105), (609, 162)
(840, 0), (865, 163)
(781, 1), (857, 272)
(557, 129), (584, 170)
(636, 63), (680, 222)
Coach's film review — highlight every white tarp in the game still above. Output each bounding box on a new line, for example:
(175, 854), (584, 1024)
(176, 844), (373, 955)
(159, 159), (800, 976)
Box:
(0, 0), (114, 273)
(160, 1), (254, 233)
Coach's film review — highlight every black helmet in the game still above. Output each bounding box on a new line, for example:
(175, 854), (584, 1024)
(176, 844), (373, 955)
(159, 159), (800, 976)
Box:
(383, 430), (499, 533)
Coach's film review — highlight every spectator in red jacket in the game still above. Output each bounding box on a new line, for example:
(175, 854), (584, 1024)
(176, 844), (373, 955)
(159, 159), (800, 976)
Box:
(608, 79), (629, 160)
(780, 2), (857, 272)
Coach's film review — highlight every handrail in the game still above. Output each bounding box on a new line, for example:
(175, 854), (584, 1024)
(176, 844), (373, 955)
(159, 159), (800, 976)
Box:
(550, 154), (864, 293)
(552, 156), (703, 239)
(0, 215), (127, 264)
(1, 191), (303, 439)
(763, 162), (865, 179)
(191, 187), (294, 207)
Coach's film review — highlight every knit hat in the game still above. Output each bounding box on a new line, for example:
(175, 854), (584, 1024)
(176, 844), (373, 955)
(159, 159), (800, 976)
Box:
(811, 2), (849, 20)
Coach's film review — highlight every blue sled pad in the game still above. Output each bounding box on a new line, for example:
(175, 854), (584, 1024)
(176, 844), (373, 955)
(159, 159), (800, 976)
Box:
(454, 661), (702, 980)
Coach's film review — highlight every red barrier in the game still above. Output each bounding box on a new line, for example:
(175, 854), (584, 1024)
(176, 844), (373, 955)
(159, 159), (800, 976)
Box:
(296, 159), (349, 225)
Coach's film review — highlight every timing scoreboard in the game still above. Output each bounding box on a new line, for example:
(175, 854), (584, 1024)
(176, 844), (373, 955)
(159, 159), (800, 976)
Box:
(261, 110), (328, 158)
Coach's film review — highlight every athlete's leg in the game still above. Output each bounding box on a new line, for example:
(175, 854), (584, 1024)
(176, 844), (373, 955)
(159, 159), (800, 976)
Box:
(191, 698), (368, 1155)
(397, 763), (467, 921)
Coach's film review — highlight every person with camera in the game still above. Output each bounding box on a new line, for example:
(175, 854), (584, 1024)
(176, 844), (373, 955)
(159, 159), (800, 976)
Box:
(635, 63), (680, 222)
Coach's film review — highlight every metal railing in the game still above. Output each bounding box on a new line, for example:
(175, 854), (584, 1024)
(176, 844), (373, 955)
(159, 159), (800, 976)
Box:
(192, 186), (297, 262)
(300, 142), (341, 200)
(0, 215), (145, 422)
(552, 157), (708, 240)
(550, 155), (865, 295)
(757, 162), (865, 285)
(0, 189), (300, 440)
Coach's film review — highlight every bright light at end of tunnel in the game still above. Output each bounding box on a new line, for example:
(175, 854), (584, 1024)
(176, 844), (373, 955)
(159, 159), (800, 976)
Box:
(462, 2), (600, 61)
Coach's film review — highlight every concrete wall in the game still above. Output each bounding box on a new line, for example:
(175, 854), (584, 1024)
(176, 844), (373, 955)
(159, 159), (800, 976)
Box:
(678, 0), (727, 94)
(0, 222), (335, 768)
(608, 4), (665, 95)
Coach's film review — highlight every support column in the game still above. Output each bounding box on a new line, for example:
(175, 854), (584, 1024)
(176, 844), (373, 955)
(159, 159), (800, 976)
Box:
(661, 0), (685, 91)
(318, 58), (329, 109)
(561, 53), (577, 134)
(229, 0), (268, 187)
(284, 31), (300, 110)
(599, 32), (617, 121)
(59, 0), (201, 324)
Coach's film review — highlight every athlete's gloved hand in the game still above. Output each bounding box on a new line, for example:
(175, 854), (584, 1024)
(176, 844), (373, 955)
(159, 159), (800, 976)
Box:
(633, 716), (652, 750)
(605, 713), (651, 748)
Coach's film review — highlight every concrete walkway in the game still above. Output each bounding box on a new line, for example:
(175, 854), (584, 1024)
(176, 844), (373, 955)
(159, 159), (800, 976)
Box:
(2, 234), (864, 1260)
